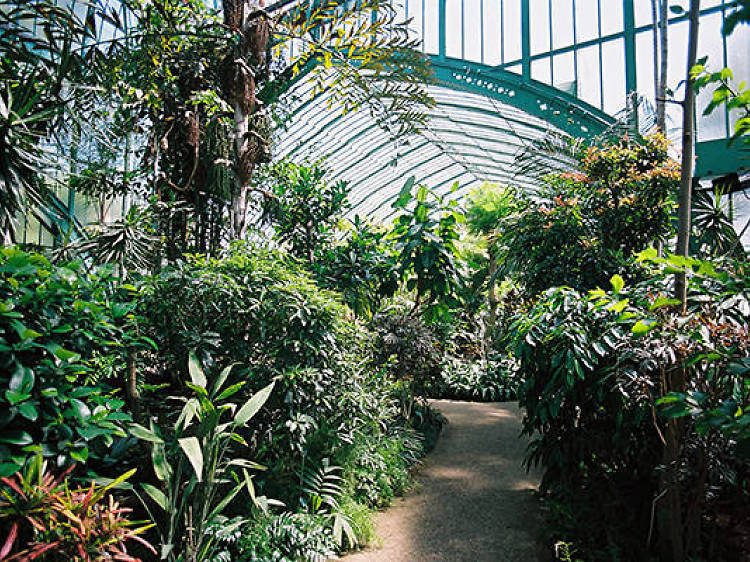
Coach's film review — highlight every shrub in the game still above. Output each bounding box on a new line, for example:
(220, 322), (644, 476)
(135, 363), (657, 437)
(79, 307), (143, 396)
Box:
(313, 217), (399, 318)
(420, 356), (520, 402)
(233, 512), (338, 562)
(139, 243), (347, 383)
(370, 311), (442, 384)
(509, 253), (750, 560)
(0, 459), (154, 560)
(504, 134), (677, 297)
(0, 249), (138, 476)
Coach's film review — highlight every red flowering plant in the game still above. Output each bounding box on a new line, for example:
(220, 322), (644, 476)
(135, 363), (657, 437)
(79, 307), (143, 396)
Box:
(0, 457), (155, 561)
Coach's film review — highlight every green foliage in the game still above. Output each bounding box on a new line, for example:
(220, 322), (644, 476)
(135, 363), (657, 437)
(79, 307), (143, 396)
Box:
(465, 183), (524, 237)
(0, 459), (155, 560)
(314, 216), (399, 318)
(277, 0), (435, 138)
(692, 187), (747, 259)
(131, 355), (274, 561)
(420, 357), (520, 402)
(370, 311), (442, 385)
(509, 252), (750, 560)
(339, 430), (423, 509)
(139, 243), (347, 382)
(391, 179), (465, 316)
(234, 512), (338, 562)
(0, 0), (109, 241)
(0, 249), (143, 477)
(504, 135), (677, 297)
(259, 162), (349, 262)
(693, 63), (750, 145)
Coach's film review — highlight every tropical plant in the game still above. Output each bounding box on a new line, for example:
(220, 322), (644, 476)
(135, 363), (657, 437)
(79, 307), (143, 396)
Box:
(0, 249), (144, 476)
(314, 216), (399, 318)
(391, 179), (465, 316)
(139, 243), (347, 384)
(508, 252), (750, 560)
(0, 0), (110, 243)
(0, 457), (155, 560)
(130, 354), (275, 561)
(504, 134), (677, 297)
(692, 187), (746, 259)
(258, 162), (349, 263)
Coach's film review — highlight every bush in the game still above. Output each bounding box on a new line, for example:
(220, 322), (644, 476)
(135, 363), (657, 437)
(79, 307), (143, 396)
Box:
(504, 134), (677, 297)
(370, 311), (442, 384)
(509, 254), (750, 560)
(233, 512), (338, 562)
(0, 249), (138, 476)
(139, 242), (347, 383)
(420, 356), (519, 402)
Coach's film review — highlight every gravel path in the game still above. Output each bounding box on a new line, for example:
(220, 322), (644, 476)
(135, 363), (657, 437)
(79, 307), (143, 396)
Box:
(344, 400), (547, 562)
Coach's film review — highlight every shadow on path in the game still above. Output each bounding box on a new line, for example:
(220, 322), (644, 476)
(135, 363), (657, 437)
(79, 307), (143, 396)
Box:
(344, 400), (548, 562)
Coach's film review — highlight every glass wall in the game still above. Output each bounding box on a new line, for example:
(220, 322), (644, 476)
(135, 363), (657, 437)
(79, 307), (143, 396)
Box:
(404, 0), (749, 141)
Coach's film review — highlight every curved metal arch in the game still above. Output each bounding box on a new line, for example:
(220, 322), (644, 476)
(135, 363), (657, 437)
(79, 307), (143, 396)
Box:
(428, 57), (616, 138)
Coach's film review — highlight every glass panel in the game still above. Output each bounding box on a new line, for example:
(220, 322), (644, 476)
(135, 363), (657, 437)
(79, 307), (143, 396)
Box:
(446, 0), (462, 57)
(506, 63), (522, 74)
(575, 0), (599, 43)
(503, 0), (522, 62)
(601, 38), (626, 114)
(483, 0), (502, 65)
(407, 0), (424, 47)
(666, 20), (688, 131)
(577, 44), (602, 108)
(635, 30), (656, 105)
(465, 0), (483, 61)
(553, 52), (576, 93)
(634, 0), (655, 28)
(600, 0), (623, 37)
(696, 12), (726, 141)
(531, 56), (552, 84)
(727, 26), (750, 138)
(552, 0), (574, 49)
(424, 0), (440, 54)
(530, 0), (550, 55)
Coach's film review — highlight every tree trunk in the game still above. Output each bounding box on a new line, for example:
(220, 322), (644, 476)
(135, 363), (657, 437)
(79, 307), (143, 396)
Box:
(674, 0), (700, 314)
(657, 0), (669, 132)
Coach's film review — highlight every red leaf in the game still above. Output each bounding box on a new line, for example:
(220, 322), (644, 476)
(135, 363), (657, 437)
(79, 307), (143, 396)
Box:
(0, 521), (18, 559)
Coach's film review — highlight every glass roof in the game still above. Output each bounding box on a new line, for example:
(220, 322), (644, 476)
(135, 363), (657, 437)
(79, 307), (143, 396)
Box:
(275, 0), (750, 220)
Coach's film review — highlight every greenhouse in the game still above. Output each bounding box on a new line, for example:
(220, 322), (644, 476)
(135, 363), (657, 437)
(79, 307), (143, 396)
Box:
(1, 0), (749, 560)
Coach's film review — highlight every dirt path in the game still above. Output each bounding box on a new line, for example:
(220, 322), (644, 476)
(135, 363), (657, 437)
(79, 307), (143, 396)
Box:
(345, 400), (546, 562)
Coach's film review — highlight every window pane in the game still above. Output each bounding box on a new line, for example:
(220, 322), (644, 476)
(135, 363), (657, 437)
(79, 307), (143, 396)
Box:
(530, 0), (550, 55)
(577, 44), (601, 108)
(575, 0), (599, 43)
(483, 0), (502, 65)
(424, 0), (440, 54)
(601, 39), (626, 114)
(696, 12), (726, 141)
(465, 0), (483, 61)
(600, 0), (622, 37)
(446, 0), (462, 57)
(532, 56), (552, 84)
(503, 0), (522, 62)
(552, 0), (574, 49)
(553, 51), (576, 93)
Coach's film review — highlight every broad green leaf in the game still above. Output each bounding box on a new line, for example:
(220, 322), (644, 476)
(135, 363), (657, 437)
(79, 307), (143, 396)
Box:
(213, 364), (235, 396)
(609, 274), (624, 294)
(152, 442), (171, 482)
(632, 319), (658, 336)
(142, 483), (168, 511)
(130, 424), (164, 444)
(234, 381), (275, 427)
(178, 436), (203, 481)
(188, 352), (207, 388)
